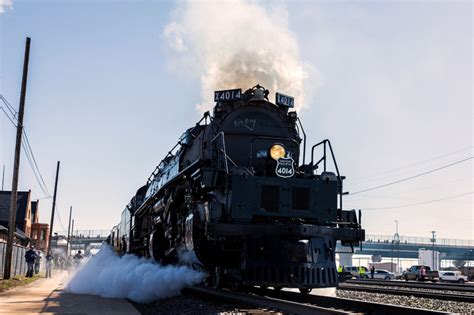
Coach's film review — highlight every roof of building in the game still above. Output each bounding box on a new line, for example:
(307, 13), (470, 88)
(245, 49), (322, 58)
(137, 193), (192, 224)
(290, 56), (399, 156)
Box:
(0, 224), (30, 240)
(0, 191), (31, 230)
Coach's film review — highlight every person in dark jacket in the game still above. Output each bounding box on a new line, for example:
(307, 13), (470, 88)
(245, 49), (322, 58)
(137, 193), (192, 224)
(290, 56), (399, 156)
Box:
(25, 247), (37, 277)
(73, 250), (83, 268)
(370, 265), (375, 279)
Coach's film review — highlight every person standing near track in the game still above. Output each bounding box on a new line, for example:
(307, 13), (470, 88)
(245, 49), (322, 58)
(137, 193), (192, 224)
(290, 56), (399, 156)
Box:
(370, 265), (375, 279)
(45, 252), (53, 278)
(24, 247), (37, 278)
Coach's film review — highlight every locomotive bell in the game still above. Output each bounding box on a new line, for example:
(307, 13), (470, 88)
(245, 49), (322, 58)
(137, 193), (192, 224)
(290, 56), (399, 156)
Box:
(249, 85), (268, 101)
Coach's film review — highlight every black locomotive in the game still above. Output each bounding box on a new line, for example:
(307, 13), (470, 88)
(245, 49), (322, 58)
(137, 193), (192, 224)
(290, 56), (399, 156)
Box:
(108, 85), (364, 293)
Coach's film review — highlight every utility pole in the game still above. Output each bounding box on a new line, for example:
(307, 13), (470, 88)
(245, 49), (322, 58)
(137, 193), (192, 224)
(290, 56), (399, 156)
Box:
(4, 37), (31, 280)
(47, 161), (60, 253)
(66, 206), (72, 256)
(431, 231), (436, 270)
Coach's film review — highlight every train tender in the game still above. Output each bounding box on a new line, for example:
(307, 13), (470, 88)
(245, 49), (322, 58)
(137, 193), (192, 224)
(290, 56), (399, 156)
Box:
(108, 85), (365, 293)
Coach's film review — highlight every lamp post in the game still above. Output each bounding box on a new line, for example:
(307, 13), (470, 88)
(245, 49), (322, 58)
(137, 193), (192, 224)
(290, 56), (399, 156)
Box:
(54, 233), (58, 249)
(394, 220), (400, 274)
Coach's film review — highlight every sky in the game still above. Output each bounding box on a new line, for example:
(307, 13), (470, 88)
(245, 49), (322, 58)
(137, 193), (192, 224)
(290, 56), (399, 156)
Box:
(0, 0), (472, 240)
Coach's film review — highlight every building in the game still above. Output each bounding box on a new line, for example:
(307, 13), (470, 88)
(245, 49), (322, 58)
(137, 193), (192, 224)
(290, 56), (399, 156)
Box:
(0, 190), (50, 250)
(0, 190), (33, 236)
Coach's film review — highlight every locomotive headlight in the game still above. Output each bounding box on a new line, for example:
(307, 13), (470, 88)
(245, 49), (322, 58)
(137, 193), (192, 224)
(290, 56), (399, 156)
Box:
(270, 144), (286, 160)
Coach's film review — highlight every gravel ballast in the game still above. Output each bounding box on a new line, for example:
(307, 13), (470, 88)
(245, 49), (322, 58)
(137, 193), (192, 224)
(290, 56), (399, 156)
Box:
(133, 294), (283, 315)
(337, 289), (474, 314)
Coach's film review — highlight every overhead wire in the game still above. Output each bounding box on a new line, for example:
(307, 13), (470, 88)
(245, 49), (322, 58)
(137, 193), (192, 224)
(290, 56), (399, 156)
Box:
(346, 176), (472, 202)
(349, 156), (473, 195)
(1, 95), (52, 199)
(363, 192), (473, 210)
(55, 206), (66, 231)
(0, 95), (17, 119)
(349, 146), (473, 184)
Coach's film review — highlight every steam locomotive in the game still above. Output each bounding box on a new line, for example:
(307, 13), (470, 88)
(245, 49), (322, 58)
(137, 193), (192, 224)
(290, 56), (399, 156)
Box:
(108, 85), (364, 293)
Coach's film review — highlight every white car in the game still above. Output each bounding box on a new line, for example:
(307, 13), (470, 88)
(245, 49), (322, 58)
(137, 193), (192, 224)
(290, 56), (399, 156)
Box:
(373, 269), (395, 280)
(439, 271), (468, 284)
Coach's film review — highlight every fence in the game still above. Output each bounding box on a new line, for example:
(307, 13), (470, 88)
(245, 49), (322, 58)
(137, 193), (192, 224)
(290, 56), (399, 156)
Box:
(55, 230), (110, 239)
(366, 234), (473, 247)
(0, 241), (28, 279)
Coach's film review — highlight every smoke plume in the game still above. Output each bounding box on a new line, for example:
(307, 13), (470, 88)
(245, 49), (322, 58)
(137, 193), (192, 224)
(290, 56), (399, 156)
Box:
(66, 245), (205, 303)
(163, 0), (310, 111)
(0, 0), (12, 13)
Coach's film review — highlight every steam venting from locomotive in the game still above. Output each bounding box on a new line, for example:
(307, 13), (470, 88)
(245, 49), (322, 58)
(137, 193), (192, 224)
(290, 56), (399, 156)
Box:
(163, 0), (310, 111)
(66, 245), (205, 303)
(0, 0), (13, 13)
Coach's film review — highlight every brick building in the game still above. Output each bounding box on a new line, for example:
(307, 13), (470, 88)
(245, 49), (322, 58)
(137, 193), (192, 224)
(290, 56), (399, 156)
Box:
(0, 190), (50, 250)
(0, 190), (33, 236)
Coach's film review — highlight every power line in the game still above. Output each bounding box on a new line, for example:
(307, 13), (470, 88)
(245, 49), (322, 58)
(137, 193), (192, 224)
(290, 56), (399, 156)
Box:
(349, 146), (473, 184)
(0, 106), (17, 127)
(23, 133), (51, 196)
(363, 192), (473, 210)
(1, 96), (51, 199)
(349, 157), (473, 195)
(346, 176), (472, 202)
(55, 207), (66, 231)
(21, 141), (49, 198)
(0, 95), (17, 119)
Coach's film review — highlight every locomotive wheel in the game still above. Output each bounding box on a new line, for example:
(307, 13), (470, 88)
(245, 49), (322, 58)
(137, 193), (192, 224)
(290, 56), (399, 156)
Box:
(298, 288), (312, 294)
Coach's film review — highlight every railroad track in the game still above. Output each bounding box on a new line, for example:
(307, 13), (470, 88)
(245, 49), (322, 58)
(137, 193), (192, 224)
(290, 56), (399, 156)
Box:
(183, 286), (447, 314)
(345, 279), (474, 293)
(339, 283), (474, 303)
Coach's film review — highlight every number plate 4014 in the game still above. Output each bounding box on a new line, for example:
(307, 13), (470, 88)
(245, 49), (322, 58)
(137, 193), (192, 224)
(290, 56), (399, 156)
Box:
(214, 89), (242, 102)
(275, 157), (295, 178)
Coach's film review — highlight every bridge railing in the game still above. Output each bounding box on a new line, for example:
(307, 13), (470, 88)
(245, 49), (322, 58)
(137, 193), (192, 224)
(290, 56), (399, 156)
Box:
(366, 234), (473, 247)
(54, 230), (110, 239)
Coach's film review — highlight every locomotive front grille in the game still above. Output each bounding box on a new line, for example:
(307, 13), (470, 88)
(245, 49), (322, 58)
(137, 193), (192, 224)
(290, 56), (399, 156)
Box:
(292, 187), (310, 210)
(261, 185), (279, 212)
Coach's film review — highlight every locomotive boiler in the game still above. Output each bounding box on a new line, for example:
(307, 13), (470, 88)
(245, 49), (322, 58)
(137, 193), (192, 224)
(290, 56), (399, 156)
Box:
(108, 85), (364, 293)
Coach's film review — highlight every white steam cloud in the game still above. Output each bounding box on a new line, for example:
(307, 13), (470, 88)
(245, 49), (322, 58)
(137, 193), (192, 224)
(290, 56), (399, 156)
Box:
(66, 245), (205, 303)
(163, 0), (311, 111)
(0, 0), (12, 13)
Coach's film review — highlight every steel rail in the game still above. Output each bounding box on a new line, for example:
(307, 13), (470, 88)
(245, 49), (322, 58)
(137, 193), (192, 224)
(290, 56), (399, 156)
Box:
(255, 288), (447, 315)
(339, 284), (474, 303)
(183, 286), (351, 315)
(345, 279), (474, 293)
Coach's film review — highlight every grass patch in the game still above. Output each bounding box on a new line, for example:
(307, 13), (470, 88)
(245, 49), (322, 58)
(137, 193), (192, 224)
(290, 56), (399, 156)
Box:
(0, 273), (43, 292)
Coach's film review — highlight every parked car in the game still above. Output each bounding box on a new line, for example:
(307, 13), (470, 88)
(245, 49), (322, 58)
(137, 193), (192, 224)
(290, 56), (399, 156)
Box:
(373, 269), (395, 280)
(439, 271), (468, 284)
(344, 266), (369, 278)
(403, 265), (439, 282)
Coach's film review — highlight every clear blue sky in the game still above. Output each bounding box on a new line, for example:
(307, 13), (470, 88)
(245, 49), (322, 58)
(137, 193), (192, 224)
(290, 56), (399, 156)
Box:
(0, 0), (472, 239)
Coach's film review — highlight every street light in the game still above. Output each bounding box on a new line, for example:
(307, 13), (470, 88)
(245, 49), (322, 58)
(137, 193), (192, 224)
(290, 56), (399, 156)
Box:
(394, 220), (400, 274)
(54, 232), (58, 249)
